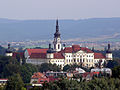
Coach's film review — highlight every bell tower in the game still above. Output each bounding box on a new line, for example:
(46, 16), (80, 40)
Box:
(53, 19), (61, 52)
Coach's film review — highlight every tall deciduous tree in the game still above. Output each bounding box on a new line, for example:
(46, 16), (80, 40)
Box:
(6, 74), (24, 90)
(38, 63), (61, 72)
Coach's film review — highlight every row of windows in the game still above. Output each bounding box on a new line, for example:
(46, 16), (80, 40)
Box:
(51, 60), (64, 63)
(86, 59), (94, 62)
(27, 60), (43, 64)
(27, 60), (42, 62)
(94, 60), (104, 63)
(67, 59), (94, 63)
(66, 55), (94, 58)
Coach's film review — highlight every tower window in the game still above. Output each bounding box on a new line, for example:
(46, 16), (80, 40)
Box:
(58, 44), (60, 49)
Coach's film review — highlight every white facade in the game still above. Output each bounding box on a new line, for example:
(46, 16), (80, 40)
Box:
(53, 37), (61, 52)
(5, 53), (13, 57)
(24, 20), (113, 69)
(26, 58), (48, 65)
(64, 50), (95, 67)
(47, 53), (54, 59)
(50, 58), (65, 69)
(106, 53), (112, 60)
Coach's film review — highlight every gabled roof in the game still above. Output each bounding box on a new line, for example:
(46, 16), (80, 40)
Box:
(37, 78), (49, 84)
(27, 49), (48, 56)
(80, 47), (93, 53)
(64, 47), (73, 53)
(60, 45), (93, 53)
(31, 72), (46, 79)
(30, 53), (46, 59)
(26, 45), (105, 60)
(94, 53), (105, 59)
(54, 53), (64, 59)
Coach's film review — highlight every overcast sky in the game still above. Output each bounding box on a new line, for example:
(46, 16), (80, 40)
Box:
(0, 0), (120, 20)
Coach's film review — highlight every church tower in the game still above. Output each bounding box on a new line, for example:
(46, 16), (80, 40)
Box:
(53, 19), (61, 52)
(106, 44), (113, 60)
(5, 44), (13, 56)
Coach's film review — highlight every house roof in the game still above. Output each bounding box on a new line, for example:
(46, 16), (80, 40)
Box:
(47, 76), (60, 82)
(30, 53), (46, 59)
(94, 53), (105, 59)
(54, 53), (64, 59)
(27, 49), (48, 56)
(37, 78), (49, 84)
(31, 72), (46, 79)
(60, 45), (93, 53)
(26, 45), (105, 59)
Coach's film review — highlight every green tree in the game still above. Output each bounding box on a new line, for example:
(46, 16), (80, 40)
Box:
(2, 64), (20, 78)
(16, 54), (21, 63)
(63, 64), (70, 71)
(20, 63), (38, 83)
(38, 63), (61, 72)
(112, 66), (120, 78)
(5, 74), (24, 90)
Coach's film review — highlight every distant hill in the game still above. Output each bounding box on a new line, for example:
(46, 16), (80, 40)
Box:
(0, 18), (120, 41)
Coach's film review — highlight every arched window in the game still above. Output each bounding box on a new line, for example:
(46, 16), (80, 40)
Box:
(58, 44), (60, 49)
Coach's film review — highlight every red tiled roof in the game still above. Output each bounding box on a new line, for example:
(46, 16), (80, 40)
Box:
(47, 76), (60, 82)
(37, 78), (49, 84)
(61, 45), (93, 53)
(31, 72), (46, 79)
(94, 53), (105, 59)
(27, 49), (48, 56)
(54, 53), (64, 59)
(81, 47), (93, 53)
(72, 45), (80, 52)
(30, 53), (46, 59)
(12, 52), (24, 58)
(64, 47), (73, 53)
(82, 72), (94, 78)
(26, 45), (95, 59)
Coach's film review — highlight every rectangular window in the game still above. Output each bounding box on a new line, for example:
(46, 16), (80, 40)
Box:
(74, 59), (76, 62)
(83, 59), (85, 62)
(80, 59), (82, 62)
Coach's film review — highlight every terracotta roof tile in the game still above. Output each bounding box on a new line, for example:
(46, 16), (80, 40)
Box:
(94, 53), (105, 59)
(54, 53), (64, 59)
(30, 53), (46, 59)
(31, 72), (46, 79)
(27, 49), (48, 56)
(37, 78), (49, 84)
(61, 45), (93, 53)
